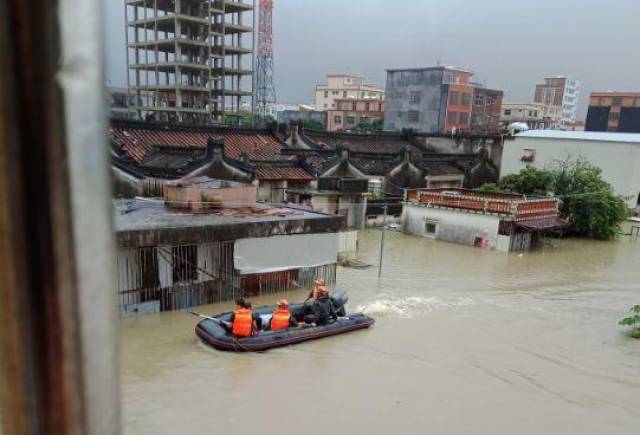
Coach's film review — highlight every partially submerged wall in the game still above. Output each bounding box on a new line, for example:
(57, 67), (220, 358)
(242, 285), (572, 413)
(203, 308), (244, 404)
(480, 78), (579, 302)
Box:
(402, 205), (500, 248)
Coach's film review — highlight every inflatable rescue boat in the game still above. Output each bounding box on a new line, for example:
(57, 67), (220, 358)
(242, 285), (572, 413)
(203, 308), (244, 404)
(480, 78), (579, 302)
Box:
(195, 291), (374, 352)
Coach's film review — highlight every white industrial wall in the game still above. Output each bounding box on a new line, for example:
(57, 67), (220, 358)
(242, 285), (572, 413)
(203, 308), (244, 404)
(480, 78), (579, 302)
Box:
(501, 136), (640, 208)
(402, 206), (501, 249)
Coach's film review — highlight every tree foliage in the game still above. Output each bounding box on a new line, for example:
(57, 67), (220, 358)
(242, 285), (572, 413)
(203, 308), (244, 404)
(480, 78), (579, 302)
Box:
(619, 305), (640, 338)
(481, 159), (629, 240)
(302, 118), (326, 132)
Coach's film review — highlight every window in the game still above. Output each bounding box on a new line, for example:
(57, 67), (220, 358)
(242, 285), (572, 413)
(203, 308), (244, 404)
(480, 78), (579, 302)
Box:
(504, 109), (512, 116)
(475, 94), (485, 106)
(332, 91), (339, 95)
(365, 102), (370, 111)
(447, 111), (458, 124)
(533, 110), (538, 117)
(334, 115), (342, 124)
(462, 93), (471, 105)
(487, 95), (496, 105)
(360, 116), (368, 123)
(323, 103), (327, 108)
(609, 112), (620, 121)
(449, 92), (459, 105)
(528, 111), (534, 117)
(425, 219), (438, 235)
(324, 91), (328, 98)
(346, 116), (355, 124)
(408, 110), (420, 122)
(343, 91), (347, 98)
(172, 245), (198, 283)
(612, 97), (622, 106)
(409, 91), (421, 104)
(459, 112), (470, 125)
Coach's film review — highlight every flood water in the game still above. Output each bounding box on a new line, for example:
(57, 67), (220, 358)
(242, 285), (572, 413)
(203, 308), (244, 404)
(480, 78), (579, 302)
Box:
(121, 231), (640, 434)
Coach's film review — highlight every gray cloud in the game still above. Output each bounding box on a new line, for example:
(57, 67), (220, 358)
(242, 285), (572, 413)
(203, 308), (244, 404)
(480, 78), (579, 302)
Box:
(105, 0), (640, 119)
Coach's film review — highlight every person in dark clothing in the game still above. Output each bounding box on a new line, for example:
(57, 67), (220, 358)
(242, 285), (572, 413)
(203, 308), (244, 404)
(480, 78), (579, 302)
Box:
(228, 298), (262, 335)
(304, 286), (337, 326)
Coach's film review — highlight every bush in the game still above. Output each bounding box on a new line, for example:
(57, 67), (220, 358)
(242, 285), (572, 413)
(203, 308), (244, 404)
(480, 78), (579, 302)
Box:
(619, 305), (640, 338)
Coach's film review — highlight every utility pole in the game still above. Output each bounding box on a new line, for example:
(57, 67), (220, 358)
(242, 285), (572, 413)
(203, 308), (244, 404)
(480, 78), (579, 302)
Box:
(378, 205), (387, 277)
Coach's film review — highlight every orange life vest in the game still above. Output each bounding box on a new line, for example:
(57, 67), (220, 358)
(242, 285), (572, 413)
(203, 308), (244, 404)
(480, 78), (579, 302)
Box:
(271, 308), (291, 331)
(232, 308), (253, 337)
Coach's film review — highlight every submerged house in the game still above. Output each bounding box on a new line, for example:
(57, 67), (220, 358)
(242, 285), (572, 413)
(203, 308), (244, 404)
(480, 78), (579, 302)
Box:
(403, 188), (562, 252)
(114, 182), (343, 315)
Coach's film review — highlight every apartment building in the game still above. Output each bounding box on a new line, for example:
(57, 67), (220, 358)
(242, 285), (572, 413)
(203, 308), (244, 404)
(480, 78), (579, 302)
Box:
(586, 91), (640, 133)
(124, 0), (254, 124)
(383, 66), (503, 134)
(315, 75), (384, 111)
(501, 102), (562, 130)
(326, 99), (385, 132)
(533, 76), (581, 126)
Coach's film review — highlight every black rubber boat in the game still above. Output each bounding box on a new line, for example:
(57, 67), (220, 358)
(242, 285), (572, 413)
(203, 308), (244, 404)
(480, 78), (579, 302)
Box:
(195, 291), (374, 352)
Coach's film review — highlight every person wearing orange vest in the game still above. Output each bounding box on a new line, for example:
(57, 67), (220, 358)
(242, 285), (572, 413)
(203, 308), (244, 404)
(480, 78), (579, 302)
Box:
(229, 298), (261, 337)
(268, 299), (298, 331)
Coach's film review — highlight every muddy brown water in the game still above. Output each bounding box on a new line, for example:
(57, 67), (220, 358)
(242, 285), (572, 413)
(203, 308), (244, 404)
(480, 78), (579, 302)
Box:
(121, 231), (640, 435)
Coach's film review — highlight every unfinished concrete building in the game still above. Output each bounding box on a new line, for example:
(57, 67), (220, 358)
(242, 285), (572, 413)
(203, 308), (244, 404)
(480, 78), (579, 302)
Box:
(125, 0), (255, 124)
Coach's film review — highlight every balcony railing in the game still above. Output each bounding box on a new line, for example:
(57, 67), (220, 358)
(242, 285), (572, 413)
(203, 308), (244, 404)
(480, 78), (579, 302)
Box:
(406, 188), (558, 221)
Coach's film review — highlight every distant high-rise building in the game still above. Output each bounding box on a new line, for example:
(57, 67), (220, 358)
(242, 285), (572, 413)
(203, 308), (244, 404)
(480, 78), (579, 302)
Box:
(586, 91), (640, 133)
(383, 66), (503, 134)
(315, 75), (384, 111)
(533, 76), (580, 126)
(124, 0), (255, 124)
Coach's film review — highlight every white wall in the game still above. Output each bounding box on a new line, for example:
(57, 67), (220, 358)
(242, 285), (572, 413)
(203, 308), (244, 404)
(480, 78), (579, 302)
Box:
(403, 205), (501, 249)
(502, 136), (640, 208)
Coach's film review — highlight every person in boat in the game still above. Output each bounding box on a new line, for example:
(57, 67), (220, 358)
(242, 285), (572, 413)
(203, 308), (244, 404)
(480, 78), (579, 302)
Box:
(229, 298), (262, 337)
(308, 278), (326, 301)
(268, 299), (298, 331)
(304, 286), (337, 326)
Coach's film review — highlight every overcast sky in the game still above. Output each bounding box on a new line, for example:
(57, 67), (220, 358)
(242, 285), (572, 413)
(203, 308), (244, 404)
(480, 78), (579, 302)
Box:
(105, 0), (640, 119)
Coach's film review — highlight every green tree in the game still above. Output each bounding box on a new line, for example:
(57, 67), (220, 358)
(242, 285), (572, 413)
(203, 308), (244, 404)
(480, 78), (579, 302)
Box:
(481, 159), (629, 240)
(480, 167), (555, 196)
(302, 118), (326, 131)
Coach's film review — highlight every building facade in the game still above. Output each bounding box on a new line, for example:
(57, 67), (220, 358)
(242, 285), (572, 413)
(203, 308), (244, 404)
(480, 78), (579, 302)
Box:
(403, 188), (561, 252)
(326, 99), (385, 132)
(124, 0), (254, 123)
(115, 198), (342, 315)
(501, 102), (562, 130)
(501, 130), (640, 209)
(533, 76), (581, 126)
(315, 75), (384, 111)
(471, 86), (503, 132)
(383, 66), (503, 134)
(586, 92), (640, 133)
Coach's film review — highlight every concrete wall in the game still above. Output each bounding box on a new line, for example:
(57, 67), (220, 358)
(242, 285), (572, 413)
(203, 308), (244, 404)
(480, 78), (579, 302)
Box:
(384, 69), (444, 132)
(402, 205), (500, 249)
(337, 230), (359, 259)
(257, 180), (287, 203)
(501, 136), (640, 207)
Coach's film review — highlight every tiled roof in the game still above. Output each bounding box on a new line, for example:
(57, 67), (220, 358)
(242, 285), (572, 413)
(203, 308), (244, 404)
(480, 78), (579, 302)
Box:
(255, 165), (315, 181)
(302, 130), (421, 154)
(108, 123), (286, 163)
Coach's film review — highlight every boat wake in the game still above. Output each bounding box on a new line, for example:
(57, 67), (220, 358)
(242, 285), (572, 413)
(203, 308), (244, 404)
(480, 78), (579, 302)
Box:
(356, 295), (474, 318)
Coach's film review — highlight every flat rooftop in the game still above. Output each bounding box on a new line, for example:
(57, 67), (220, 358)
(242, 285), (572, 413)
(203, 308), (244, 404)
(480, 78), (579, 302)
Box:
(114, 199), (343, 247)
(515, 130), (640, 144)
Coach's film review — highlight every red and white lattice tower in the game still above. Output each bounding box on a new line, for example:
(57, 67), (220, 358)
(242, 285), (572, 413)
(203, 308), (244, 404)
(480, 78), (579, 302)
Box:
(255, 0), (276, 119)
